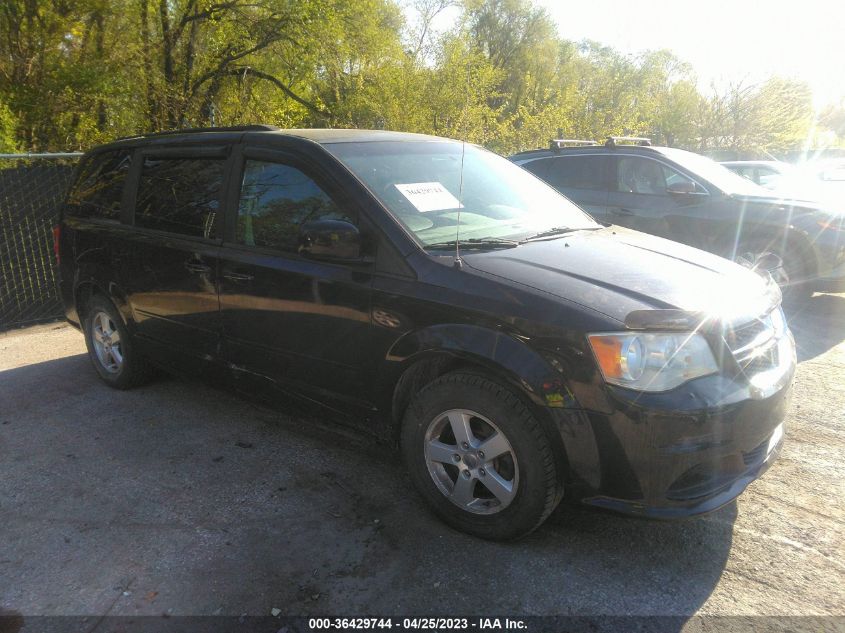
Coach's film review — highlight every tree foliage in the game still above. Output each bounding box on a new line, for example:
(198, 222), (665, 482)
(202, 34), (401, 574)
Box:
(0, 0), (836, 153)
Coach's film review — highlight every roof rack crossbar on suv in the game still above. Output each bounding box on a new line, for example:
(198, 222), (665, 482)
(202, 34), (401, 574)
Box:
(605, 136), (652, 147)
(118, 124), (280, 141)
(550, 139), (599, 150)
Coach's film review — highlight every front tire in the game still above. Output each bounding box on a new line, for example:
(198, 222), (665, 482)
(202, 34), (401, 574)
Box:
(401, 372), (561, 540)
(83, 295), (153, 389)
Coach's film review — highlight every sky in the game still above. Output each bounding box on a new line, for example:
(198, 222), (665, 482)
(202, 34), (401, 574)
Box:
(428, 0), (845, 110)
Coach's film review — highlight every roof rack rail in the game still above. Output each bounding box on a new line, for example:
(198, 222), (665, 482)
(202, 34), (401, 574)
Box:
(605, 136), (651, 147)
(118, 124), (280, 141)
(550, 138), (599, 150)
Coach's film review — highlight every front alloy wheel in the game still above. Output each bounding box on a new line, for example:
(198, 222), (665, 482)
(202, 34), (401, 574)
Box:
(424, 409), (519, 515)
(402, 372), (561, 540)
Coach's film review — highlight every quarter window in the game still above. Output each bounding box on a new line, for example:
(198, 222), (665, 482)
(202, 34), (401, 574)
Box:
(135, 157), (224, 238)
(67, 150), (131, 220)
(236, 160), (353, 251)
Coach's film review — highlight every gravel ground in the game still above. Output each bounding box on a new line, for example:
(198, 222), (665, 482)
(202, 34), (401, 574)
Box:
(0, 294), (843, 626)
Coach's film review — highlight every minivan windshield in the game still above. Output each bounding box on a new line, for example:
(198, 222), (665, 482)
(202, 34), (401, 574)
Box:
(659, 148), (768, 197)
(327, 140), (599, 246)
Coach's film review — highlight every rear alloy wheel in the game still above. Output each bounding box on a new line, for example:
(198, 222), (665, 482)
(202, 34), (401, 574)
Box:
(402, 372), (561, 540)
(90, 311), (124, 374)
(83, 295), (153, 389)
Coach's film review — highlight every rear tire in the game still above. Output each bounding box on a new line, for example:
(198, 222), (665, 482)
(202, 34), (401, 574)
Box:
(401, 372), (561, 540)
(83, 295), (153, 389)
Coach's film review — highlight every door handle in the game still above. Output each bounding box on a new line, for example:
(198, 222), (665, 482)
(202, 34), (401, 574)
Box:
(223, 271), (254, 282)
(610, 207), (635, 216)
(185, 262), (212, 274)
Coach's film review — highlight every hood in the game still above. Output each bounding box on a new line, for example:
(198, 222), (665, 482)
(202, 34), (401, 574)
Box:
(729, 185), (845, 215)
(461, 226), (779, 325)
(727, 193), (845, 224)
(727, 193), (829, 213)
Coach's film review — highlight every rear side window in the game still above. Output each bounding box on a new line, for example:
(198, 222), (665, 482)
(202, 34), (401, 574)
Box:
(66, 150), (131, 220)
(545, 155), (608, 191)
(135, 157), (224, 238)
(521, 159), (550, 179)
(236, 160), (353, 252)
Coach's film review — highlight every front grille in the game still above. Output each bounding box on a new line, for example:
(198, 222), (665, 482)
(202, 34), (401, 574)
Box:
(666, 455), (745, 501)
(726, 314), (773, 353)
(742, 438), (768, 467)
(724, 311), (780, 377)
(738, 343), (779, 375)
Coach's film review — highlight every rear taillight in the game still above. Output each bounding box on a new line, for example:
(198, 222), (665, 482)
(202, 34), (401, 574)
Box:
(52, 225), (61, 264)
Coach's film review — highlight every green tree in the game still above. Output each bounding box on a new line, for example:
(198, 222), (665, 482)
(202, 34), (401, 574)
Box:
(0, 0), (827, 155)
(818, 102), (845, 144)
(0, 99), (18, 152)
(699, 78), (814, 152)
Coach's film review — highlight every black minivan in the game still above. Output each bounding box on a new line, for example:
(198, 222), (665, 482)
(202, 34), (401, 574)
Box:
(57, 126), (795, 540)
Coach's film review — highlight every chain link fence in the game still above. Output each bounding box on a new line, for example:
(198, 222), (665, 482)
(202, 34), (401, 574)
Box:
(0, 153), (82, 331)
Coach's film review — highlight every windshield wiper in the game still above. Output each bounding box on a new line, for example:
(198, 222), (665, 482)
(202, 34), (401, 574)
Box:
(520, 226), (599, 242)
(425, 237), (520, 250)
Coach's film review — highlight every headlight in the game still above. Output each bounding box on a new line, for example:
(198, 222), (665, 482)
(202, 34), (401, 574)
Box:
(588, 332), (718, 392)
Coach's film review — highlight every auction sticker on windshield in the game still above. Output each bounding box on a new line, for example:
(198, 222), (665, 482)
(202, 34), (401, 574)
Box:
(395, 182), (463, 212)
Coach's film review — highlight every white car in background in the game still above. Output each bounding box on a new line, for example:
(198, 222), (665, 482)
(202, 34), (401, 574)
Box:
(722, 159), (845, 212)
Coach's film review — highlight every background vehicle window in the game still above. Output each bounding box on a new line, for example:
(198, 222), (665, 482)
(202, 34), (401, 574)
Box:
(756, 167), (780, 188)
(135, 157), (224, 238)
(66, 150), (131, 220)
(236, 160), (352, 251)
(732, 166), (756, 182)
(521, 159), (550, 179)
(617, 156), (696, 195)
(545, 155), (607, 191)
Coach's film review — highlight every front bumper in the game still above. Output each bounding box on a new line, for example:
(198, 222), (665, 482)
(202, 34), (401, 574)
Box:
(552, 338), (795, 518)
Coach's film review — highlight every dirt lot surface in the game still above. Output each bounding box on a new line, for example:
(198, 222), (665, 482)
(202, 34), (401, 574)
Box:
(1, 294), (844, 625)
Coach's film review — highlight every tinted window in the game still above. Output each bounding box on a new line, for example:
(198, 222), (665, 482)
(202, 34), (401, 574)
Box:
(616, 156), (696, 196)
(135, 157), (224, 238)
(545, 155), (607, 191)
(521, 159), (549, 179)
(67, 150), (131, 220)
(237, 160), (352, 251)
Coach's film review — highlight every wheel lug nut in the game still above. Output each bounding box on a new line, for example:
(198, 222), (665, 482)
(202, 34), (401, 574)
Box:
(453, 454), (461, 462)
(479, 468), (486, 477)
(461, 442), (469, 449)
(478, 451), (485, 459)
(462, 470), (471, 479)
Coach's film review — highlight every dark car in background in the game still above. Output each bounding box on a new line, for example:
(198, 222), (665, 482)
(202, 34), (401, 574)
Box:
(512, 139), (845, 300)
(57, 126), (794, 540)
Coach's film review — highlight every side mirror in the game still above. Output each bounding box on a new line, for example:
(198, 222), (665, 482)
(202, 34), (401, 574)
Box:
(298, 219), (361, 261)
(667, 180), (697, 195)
